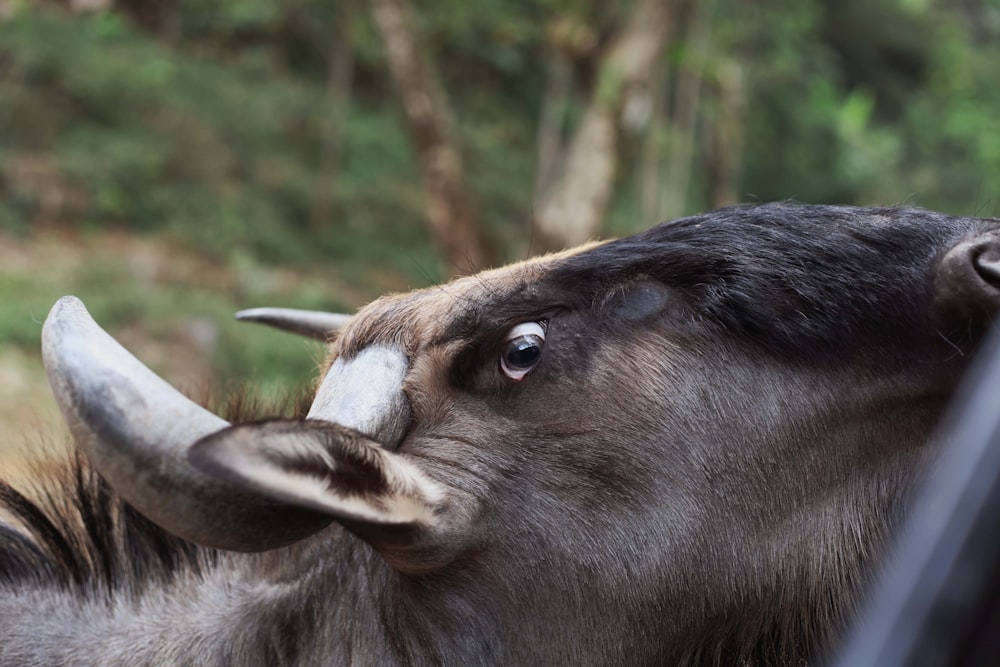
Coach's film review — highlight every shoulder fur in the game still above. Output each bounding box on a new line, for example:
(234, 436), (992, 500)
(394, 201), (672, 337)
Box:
(0, 451), (216, 596)
(0, 386), (314, 596)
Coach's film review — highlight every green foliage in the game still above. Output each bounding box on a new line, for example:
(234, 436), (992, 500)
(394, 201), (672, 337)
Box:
(3, 0), (1000, 265)
(0, 6), (438, 280)
(677, 0), (998, 215)
(895, 6), (1000, 215)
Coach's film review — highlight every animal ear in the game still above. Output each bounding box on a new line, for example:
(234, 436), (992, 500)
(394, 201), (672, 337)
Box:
(188, 420), (446, 551)
(937, 230), (1000, 318)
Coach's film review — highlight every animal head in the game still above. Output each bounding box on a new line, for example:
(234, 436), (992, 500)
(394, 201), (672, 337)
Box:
(33, 203), (1000, 661)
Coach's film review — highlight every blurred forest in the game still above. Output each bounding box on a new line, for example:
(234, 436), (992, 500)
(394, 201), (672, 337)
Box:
(1, 0), (999, 455)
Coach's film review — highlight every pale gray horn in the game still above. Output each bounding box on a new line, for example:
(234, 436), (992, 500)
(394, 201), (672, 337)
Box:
(235, 307), (351, 341)
(42, 297), (332, 551)
(307, 345), (411, 449)
(233, 304), (410, 445)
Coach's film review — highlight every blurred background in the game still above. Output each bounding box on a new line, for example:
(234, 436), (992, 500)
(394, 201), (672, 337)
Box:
(1, 0), (999, 463)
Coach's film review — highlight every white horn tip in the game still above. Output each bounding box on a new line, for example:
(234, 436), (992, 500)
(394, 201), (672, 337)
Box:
(235, 307), (351, 341)
(46, 294), (87, 323)
(42, 296), (97, 365)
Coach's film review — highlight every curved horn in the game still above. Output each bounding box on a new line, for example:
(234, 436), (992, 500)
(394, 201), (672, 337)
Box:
(235, 305), (412, 446)
(235, 307), (351, 341)
(42, 297), (332, 551)
(307, 346), (411, 449)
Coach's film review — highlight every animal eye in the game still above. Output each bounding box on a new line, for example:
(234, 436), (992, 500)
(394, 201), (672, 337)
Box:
(500, 322), (546, 381)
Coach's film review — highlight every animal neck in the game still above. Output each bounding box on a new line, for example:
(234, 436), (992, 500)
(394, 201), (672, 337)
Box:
(234, 527), (501, 665)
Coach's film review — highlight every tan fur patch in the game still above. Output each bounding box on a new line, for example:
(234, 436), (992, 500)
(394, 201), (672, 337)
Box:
(327, 240), (608, 366)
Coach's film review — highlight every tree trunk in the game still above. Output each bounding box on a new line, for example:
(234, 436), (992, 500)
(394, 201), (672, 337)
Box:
(533, 52), (573, 205)
(660, 0), (715, 221)
(639, 63), (668, 228)
(706, 59), (747, 210)
(311, 1), (355, 231)
(369, 0), (493, 275)
(533, 0), (673, 252)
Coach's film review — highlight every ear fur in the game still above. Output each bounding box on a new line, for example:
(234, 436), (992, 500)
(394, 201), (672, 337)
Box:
(188, 420), (446, 545)
(937, 231), (1000, 319)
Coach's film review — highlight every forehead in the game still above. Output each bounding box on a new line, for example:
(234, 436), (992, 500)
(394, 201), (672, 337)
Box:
(335, 203), (981, 360)
(335, 242), (605, 357)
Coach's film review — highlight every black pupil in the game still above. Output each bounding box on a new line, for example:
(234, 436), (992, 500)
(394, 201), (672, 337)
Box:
(505, 335), (542, 369)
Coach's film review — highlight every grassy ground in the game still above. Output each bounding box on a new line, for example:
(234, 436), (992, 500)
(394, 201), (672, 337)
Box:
(0, 225), (426, 469)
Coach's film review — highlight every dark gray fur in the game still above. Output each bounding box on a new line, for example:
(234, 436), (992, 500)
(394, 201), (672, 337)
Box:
(2, 202), (999, 665)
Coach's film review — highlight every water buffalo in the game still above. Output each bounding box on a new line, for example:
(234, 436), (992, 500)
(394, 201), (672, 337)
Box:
(1, 202), (998, 665)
